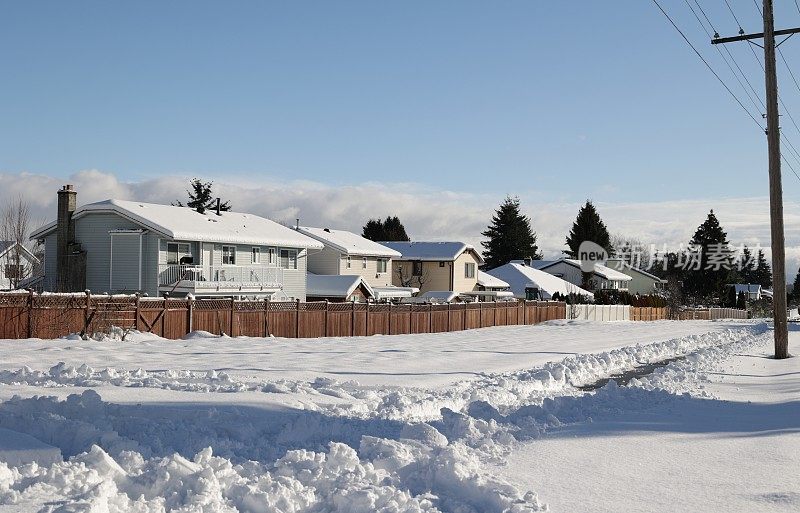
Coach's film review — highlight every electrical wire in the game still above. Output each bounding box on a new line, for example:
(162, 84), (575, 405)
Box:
(651, 0), (763, 128)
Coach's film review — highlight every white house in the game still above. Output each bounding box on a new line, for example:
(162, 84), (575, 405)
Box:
(0, 241), (40, 290)
(605, 258), (667, 295)
(532, 258), (632, 292)
(31, 186), (323, 299)
(297, 226), (416, 301)
(727, 283), (763, 300)
(486, 261), (594, 300)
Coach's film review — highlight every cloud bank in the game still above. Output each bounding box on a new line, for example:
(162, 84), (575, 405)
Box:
(3, 169), (800, 279)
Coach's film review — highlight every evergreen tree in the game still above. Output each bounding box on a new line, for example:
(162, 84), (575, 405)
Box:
(481, 196), (542, 270)
(685, 210), (733, 298)
(753, 250), (772, 288)
(791, 267), (800, 301)
(174, 178), (231, 214)
(565, 200), (612, 258)
(738, 246), (755, 283)
(362, 216), (410, 242)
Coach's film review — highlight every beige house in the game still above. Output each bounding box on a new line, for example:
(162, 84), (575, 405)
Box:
(380, 241), (484, 295)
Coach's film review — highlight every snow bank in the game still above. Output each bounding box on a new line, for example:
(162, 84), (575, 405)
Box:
(0, 322), (771, 512)
(0, 428), (62, 467)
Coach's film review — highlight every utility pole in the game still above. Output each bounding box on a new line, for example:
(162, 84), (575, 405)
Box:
(711, 0), (798, 358)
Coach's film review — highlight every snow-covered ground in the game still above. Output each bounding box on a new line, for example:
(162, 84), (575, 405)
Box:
(0, 320), (796, 512)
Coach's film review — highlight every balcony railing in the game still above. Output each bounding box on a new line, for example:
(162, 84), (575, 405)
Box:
(158, 264), (284, 289)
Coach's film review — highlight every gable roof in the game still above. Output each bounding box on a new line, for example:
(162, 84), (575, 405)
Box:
(605, 258), (667, 283)
(0, 241), (39, 263)
(477, 270), (510, 289)
(533, 258), (632, 282)
(306, 272), (374, 299)
(486, 262), (594, 300)
(380, 241), (484, 264)
(30, 200), (323, 249)
(297, 226), (401, 257)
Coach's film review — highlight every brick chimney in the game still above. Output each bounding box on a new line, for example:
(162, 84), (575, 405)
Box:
(56, 185), (77, 289)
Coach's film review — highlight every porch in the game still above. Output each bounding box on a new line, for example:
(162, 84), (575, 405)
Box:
(158, 264), (284, 296)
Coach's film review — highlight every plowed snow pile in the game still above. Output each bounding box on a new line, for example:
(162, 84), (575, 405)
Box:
(0, 320), (791, 512)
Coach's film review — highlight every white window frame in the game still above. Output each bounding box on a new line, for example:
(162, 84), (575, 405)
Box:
(346, 256), (352, 269)
(362, 257), (367, 269)
(167, 242), (191, 265)
(251, 247), (261, 264)
(464, 262), (475, 279)
(377, 258), (387, 273)
(267, 247), (276, 266)
(222, 245), (236, 265)
(280, 249), (298, 270)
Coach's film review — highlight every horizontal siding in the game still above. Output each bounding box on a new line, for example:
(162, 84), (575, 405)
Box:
(281, 250), (308, 300)
(307, 247), (340, 275)
(74, 213), (141, 294)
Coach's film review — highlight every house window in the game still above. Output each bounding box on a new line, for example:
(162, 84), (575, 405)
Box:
(4, 264), (22, 280)
(280, 249), (297, 269)
(346, 256), (352, 269)
(267, 247), (276, 265)
(222, 245), (236, 265)
(465, 262), (476, 279)
(167, 243), (191, 265)
(377, 259), (388, 273)
(362, 257), (367, 269)
(439, 261), (445, 268)
(252, 247), (261, 264)
(412, 261), (423, 276)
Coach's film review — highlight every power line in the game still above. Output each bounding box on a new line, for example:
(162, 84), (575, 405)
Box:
(685, 0), (764, 113)
(651, 0), (763, 128)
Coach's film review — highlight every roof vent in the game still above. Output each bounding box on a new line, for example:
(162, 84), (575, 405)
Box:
(324, 228), (331, 233)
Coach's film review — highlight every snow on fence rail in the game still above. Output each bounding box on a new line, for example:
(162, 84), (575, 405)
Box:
(568, 306), (748, 322)
(0, 292), (567, 339)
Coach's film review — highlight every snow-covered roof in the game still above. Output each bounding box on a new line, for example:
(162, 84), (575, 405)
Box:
(728, 283), (762, 294)
(404, 290), (460, 303)
(306, 273), (374, 299)
(30, 200), (323, 249)
(297, 227), (401, 257)
(372, 286), (416, 299)
(0, 241), (39, 263)
(477, 270), (510, 289)
(486, 263), (594, 300)
(380, 242), (484, 264)
(605, 259), (667, 283)
(534, 259), (632, 282)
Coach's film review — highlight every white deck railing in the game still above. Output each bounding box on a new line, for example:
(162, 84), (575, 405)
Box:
(158, 264), (284, 288)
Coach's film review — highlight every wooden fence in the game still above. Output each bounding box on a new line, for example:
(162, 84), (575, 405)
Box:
(0, 292), (567, 340)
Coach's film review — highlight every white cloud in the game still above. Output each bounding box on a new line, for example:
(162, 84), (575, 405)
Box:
(2, 169), (799, 280)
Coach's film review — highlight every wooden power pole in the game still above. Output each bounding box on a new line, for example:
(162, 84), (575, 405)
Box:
(712, 0), (798, 359)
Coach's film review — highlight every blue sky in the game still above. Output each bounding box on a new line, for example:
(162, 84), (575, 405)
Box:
(4, 1), (800, 204)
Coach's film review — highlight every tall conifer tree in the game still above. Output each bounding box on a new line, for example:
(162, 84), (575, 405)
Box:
(481, 196), (541, 270)
(565, 201), (612, 258)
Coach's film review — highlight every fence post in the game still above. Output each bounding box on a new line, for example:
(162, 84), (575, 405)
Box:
(26, 289), (34, 338)
(135, 294), (142, 331)
(296, 298), (301, 338)
(479, 301), (483, 327)
(429, 303), (433, 332)
(187, 296), (194, 333)
(229, 298), (235, 336)
(324, 300), (329, 337)
(388, 301), (392, 335)
(447, 302), (451, 331)
(264, 298), (269, 337)
(351, 301), (355, 336)
(365, 302), (370, 336)
(493, 300), (497, 326)
(463, 303), (467, 330)
(84, 290), (91, 335)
